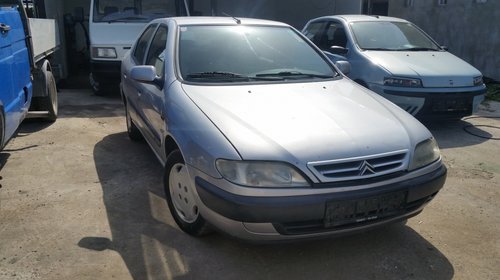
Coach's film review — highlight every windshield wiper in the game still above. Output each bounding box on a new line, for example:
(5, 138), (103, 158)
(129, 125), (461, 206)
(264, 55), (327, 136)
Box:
(186, 71), (278, 82)
(255, 71), (333, 79)
(398, 47), (440, 51)
(106, 16), (149, 22)
(363, 47), (398, 51)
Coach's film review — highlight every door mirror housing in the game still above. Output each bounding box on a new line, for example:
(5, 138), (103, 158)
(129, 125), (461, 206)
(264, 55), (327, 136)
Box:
(335, 60), (351, 75)
(440, 45), (449, 51)
(130, 65), (164, 88)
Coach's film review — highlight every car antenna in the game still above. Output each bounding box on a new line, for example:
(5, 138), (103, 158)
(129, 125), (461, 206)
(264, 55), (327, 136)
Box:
(222, 12), (241, 24)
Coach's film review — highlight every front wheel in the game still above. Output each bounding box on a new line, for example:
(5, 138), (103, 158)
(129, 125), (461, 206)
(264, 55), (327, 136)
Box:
(164, 150), (211, 236)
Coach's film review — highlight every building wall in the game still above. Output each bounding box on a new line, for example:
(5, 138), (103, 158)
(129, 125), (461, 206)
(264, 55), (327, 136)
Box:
(389, 0), (500, 81)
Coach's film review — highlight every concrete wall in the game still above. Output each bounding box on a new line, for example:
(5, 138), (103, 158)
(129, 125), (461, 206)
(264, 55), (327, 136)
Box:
(389, 0), (500, 81)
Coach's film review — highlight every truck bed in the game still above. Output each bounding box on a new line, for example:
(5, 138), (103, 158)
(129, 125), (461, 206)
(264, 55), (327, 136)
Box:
(28, 18), (59, 63)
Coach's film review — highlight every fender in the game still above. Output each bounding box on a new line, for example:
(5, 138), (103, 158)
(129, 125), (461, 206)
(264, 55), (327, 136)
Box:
(32, 59), (52, 98)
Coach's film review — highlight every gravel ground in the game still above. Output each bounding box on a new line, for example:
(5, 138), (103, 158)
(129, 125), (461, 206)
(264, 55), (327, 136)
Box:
(0, 89), (499, 280)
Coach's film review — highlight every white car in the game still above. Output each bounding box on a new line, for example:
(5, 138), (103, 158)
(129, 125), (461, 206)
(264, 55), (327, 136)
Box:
(303, 15), (486, 120)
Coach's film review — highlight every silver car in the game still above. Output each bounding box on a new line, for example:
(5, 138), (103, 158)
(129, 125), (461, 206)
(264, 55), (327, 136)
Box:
(121, 17), (446, 241)
(302, 15), (486, 120)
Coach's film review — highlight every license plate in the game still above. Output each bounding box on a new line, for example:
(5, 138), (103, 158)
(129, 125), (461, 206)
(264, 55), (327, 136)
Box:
(324, 191), (407, 228)
(432, 98), (469, 112)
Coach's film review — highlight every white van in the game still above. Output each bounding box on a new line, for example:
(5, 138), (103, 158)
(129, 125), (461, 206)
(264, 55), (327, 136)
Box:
(89, 0), (189, 95)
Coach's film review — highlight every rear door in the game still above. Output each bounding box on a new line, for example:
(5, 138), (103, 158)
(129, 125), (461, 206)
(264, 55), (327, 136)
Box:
(122, 23), (157, 136)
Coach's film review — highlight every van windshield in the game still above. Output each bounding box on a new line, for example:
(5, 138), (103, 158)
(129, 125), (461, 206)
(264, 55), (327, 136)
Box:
(350, 21), (441, 51)
(93, 0), (186, 22)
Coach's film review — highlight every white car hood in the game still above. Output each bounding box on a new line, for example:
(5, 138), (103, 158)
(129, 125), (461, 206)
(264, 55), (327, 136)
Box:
(182, 79), (417, 164)
(363, 51), (482, 88)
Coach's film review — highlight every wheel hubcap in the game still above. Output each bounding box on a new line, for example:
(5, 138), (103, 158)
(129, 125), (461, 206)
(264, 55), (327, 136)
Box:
(169, 163), (199, 223)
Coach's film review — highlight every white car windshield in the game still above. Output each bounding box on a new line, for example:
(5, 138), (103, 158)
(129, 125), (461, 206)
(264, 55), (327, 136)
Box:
(93, 0), (185, 22)
(178, 25), (338, 83)
(350, 21), (441, 51)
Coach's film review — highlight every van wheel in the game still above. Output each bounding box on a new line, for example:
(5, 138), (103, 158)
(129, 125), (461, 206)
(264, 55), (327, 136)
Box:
(164, 150), (211, 236)
(0, 111), (4, 150)
(39, 71), (58, 122)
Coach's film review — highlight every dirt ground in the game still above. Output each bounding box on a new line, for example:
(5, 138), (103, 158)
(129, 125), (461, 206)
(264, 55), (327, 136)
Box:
(0, 89), (499, 280)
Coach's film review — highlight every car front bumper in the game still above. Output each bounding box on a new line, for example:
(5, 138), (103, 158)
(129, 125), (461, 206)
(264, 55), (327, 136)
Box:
(192, 162), (447, 241)
(368, 83), (486, 120)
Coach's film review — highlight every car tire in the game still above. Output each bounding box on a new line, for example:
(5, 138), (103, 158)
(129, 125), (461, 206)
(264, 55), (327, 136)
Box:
(124, 99), (143, 141)
(0, 110), (4, 150)
(39, 70), (58, 122)
(164, 150), (211, 236)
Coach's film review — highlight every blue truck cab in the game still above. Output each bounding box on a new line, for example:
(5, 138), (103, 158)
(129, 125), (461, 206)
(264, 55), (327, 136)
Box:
(0, 1), (58, 150)
(0, 5), (32, 149)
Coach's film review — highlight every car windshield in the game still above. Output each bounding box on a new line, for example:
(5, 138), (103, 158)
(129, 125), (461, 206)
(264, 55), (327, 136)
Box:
(178, 25), (338, 83)
(350, 21), (441, 51)
(93, 0), (185, 23)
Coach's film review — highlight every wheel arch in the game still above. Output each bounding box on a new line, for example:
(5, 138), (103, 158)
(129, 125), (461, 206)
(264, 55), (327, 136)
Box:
(164, 135), (180, 160)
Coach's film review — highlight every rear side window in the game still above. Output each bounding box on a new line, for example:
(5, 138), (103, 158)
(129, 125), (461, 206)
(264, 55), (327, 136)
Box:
(133, 24), (157, 64)
(145, 26), (168, 77)
(303, 21), (327, 44)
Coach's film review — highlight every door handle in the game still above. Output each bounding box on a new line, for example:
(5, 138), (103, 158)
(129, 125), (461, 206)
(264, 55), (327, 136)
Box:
(0, 23), (11, 34)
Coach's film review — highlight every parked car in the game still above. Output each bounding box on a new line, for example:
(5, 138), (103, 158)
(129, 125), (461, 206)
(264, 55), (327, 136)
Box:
(121, 17), (446, 241)
(302, 15), (486, 120)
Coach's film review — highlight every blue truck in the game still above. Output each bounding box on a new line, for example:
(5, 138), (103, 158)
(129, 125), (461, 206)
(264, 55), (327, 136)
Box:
(0, 0), (58, 150)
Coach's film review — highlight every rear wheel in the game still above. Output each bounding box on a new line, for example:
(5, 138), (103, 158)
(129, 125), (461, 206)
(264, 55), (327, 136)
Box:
(39, 71), (58, 122)
(164, 150), (211, 236)
(124, 98), (142, 141)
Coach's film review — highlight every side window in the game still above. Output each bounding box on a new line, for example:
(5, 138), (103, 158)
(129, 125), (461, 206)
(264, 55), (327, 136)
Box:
(303, 21), (327, 46)
(133, 24), (157, 64)
(325, 22), (348, 48)
(145, 26), (168, 78)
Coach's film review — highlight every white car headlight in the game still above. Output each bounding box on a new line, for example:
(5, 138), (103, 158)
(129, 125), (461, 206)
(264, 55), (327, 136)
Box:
(92, 47), (117, 59)
(473, 75), (483, 86)
(384, 77), (422, 87)
(216, 160), (310, 188)
(409, 138), (440, 171)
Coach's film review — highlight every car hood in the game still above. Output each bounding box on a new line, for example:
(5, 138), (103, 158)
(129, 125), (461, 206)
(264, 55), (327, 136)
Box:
(182, 79), (416, 164)
(363, 51), (482, 87)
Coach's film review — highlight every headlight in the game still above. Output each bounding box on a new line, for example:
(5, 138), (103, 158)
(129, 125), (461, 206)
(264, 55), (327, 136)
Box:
(92, 47), (117, 58)
(216, 160), (310, 188)
(384, 77), (422, 87)
(409, 138), (440, 171)
(473, 75), (483, 86)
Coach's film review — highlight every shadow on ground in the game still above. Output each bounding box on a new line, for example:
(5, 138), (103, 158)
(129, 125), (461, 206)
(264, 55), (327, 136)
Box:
(421, 118), (497, 149)
(83, 132), (454, 279)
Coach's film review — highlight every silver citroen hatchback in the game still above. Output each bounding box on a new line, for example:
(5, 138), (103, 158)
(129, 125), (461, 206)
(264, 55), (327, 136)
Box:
(121, 17), (446, 241)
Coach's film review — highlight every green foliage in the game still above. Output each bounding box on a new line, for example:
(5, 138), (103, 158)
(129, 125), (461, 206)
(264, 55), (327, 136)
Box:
(486, 82), (500, 102)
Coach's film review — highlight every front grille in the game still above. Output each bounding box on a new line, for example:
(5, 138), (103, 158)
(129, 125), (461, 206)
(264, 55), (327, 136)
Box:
(308, 150), (408, 183)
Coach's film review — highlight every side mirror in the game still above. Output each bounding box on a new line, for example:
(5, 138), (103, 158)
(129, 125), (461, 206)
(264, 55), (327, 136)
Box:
(330, 46), (348, 55)
(335, 60), (351, 75)
(73, 7), (84, 23)
(130, 65), (164, 88)
(440, 45), (448, 51)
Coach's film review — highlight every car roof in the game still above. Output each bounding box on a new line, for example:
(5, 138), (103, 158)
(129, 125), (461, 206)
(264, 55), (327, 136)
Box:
(310, 14), (409, 23)
(150, 16), (290, 27)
